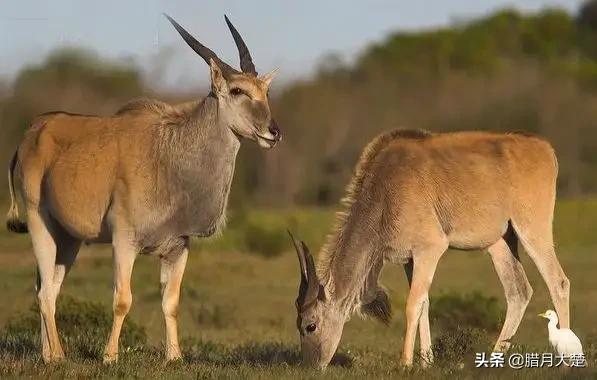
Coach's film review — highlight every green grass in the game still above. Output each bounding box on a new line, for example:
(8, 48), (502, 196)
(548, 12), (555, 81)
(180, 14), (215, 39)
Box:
(1, 201), (597, 378)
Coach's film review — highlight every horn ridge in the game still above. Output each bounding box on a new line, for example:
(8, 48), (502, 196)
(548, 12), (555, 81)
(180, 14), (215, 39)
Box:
(224, 15), (257, 75)
(301, 241), (320, 305)
(164, 14), (237, 73)
(289, 231), (322, 307)
(288, 230), (307, 279)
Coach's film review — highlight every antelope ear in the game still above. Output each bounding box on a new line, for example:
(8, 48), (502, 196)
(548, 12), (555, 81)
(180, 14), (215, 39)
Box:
(260, 68), (279, 87)
(361, 288), (392, 325)
(209, 58), (228, 95)
(317, 284), (328, 302)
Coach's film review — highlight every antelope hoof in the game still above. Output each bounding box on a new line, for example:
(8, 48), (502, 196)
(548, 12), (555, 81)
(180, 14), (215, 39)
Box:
(166, 350), (183, 362)
(493, 341), (511, 353)
(420, 353), (434, 368)
(400, 356), (414, 368)
(43, 351), (65, 364)
(103, 353), (119, 364)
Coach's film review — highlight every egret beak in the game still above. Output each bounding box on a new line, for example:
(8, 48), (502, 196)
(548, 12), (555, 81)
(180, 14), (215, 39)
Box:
(538, 312), (546, 318)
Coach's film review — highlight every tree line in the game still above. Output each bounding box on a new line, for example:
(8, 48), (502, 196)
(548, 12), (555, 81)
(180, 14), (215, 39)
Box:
(1, 5), (597, 209)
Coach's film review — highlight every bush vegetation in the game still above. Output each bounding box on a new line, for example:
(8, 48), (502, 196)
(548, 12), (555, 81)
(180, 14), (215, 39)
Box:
(2, 5), (597, 209)
(430, 291), (504, 333)
(1, 296), (146, 360)
(0, 203), (596, 377)
(1, 3), (597, 378)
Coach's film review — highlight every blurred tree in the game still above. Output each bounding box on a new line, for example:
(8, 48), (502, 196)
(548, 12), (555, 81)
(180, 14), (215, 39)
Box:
(578, 0), (597, 32)
(2, 8), (597, 207)
(11, 48), (143, 114)
(0, 48), (144, 199)
(272, 6), (597, 202)
(577, 0), (597, 60)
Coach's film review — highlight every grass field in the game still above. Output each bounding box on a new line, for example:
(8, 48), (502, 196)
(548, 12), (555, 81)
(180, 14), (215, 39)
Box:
(1, 201), (596, 379)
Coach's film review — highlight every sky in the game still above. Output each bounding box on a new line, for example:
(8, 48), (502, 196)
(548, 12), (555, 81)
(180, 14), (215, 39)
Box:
(0, 0), (586, 90)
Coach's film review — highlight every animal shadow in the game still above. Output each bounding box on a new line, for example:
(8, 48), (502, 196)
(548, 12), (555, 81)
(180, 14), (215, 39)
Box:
(185, 341), (352, 368)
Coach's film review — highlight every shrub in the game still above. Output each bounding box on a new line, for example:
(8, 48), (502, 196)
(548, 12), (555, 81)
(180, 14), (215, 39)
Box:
(1, 295), (146, 359)
(244, 222), (287, 258)
(195, 304), (236, 329)
(432, 326), (492, 369)
(430, 291), (504, 333)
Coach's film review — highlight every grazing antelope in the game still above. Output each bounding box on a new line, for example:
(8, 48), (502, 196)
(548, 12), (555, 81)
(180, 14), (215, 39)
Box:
(289, 129), (570, 369)
(5, 15), (281, 363)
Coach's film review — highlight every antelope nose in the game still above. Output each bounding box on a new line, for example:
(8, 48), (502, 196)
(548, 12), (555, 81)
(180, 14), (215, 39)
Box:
(269, 121), (282, 142)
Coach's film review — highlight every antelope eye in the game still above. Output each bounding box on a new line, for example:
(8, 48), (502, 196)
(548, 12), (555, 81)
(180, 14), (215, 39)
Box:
(306, 323), (317, 333)
(230, 88), (243, 96)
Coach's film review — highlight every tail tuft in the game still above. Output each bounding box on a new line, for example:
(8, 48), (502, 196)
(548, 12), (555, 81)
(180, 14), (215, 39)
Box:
(6, 210), (28, 233)
(361, 287), (392, 325)
(6, 149), (28, 234)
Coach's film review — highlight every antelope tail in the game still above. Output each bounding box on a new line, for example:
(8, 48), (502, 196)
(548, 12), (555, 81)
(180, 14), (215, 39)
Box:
(6, 149), (28, 233)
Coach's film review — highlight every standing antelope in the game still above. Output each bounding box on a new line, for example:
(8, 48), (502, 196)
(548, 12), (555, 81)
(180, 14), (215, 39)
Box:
(5, 15), (281, 363)
(289, 129), (570, 369)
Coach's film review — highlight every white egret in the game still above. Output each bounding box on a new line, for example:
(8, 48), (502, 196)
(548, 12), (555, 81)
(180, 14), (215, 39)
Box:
(538, 309), (584, 365)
